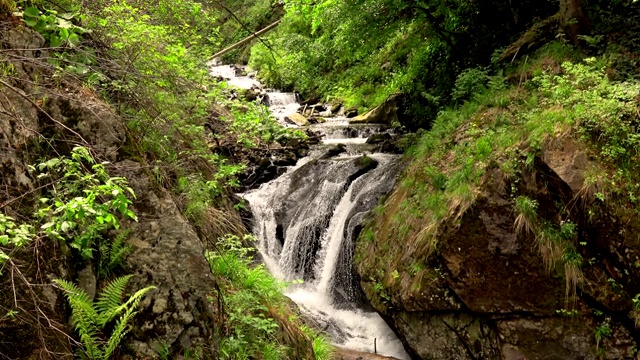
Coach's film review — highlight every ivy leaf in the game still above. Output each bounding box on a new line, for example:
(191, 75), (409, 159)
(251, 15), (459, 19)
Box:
(57, 19), (73, 29)
(41, 222), (55, 230)
(60, 221), (71, 233)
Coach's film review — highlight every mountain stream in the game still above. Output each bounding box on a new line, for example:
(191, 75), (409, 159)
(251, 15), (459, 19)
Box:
(210, 64), (409, 359)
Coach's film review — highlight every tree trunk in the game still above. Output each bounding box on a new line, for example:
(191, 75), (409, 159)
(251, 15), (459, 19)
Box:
(559, 0), (590, 44)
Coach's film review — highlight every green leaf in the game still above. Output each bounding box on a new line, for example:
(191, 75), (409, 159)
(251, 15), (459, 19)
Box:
(57, 19), (73, 29)
(41, 222), (55, 230)
(60, 221), (71, 232)
(23, 18), (38, 27)
(59, 27), (69, 40)
(24, 7), (40, 18)
(68, 33), (81, 47)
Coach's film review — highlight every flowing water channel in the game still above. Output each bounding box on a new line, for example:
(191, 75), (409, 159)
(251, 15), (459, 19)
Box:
(210, 64), (409, 359)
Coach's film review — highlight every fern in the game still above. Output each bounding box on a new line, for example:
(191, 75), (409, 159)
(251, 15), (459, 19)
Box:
(98, 231), (133, 279)
(55, 276), (156, 359)
(95, 275), (132, 326)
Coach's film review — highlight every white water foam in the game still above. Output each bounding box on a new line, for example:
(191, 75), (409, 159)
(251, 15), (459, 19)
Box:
(287, 287), (408, 358)
(209, 64), (261, 89)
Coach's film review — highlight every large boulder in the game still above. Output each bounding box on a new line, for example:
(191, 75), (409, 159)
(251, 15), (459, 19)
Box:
(350, 97), (398, 125)
(114, 161), (222, 358)
(356, 134), (639, 359)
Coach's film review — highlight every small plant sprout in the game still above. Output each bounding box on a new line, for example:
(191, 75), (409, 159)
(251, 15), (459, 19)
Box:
(513, 196), (538, 235)
(562, 247), (584, 299)
(631, 294), (640, 328)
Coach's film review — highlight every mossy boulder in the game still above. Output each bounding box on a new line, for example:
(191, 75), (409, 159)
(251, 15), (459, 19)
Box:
(356, 143), (638, 359)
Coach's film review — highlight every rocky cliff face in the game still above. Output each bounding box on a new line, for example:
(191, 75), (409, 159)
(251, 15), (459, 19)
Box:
(0, 25), (233, 358)
(356, 135), (640, 359)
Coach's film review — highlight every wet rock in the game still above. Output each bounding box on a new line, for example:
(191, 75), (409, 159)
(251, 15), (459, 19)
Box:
(243, 88), (260, 102)
(351, 97), (398, 125)
(311, 104), (326, 113)
(344, 107), (359, 118)
(366, 133), (392, 145)
(394, 312), (501, 359)
(285, 113), (310, 126)
(497, 316), (634, 360)
(273, 152), (298, 166)
(331, 103), (342, 114)
(333, 347), (401, 360)
(320, 143), (347, 159)
(300, 96), (321, 106)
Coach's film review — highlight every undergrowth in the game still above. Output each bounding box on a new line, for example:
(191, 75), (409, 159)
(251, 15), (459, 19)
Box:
(206, 234), (332, 360)
(1, 0), (309, 357)
(357, 42), (640, 303)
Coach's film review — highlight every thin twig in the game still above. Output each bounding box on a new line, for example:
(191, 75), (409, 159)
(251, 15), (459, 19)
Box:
(0, 179), (61, 209)
(10, 264), (17, 308)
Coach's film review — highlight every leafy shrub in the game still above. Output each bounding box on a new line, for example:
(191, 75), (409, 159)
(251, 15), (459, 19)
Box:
(1, 147), (136, 272)
(20, 6), (88, 47)
(37, 146), (137, 259)
(451, 68), (490, 103)
(206, 234), (329, 359)
(206, 234), (286, 359)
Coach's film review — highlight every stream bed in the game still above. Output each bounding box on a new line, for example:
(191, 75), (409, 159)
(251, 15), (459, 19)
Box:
(210, 64), (409, 359)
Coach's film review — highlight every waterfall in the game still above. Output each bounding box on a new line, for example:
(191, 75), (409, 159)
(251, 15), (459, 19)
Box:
(244, 154), (409, 359)
(211, 63), (409, 359)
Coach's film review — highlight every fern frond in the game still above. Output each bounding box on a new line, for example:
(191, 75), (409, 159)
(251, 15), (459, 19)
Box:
(79, 332), (104, 359)
(103, 307), (136, 359)
(103, 285), (155, 358)
(108, 235), (132, 271)
(95, 275), (133, 326)
(54, 279), (100, 324)
(54, 279), (102, 358)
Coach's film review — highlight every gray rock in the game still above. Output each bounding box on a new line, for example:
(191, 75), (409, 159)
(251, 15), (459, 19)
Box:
(114, 161), (220, 358)
(43, 95), (125, 162)
(542, 137), (594, 193)
(77, 263), (97, 301)
(285, 113), (310, 126)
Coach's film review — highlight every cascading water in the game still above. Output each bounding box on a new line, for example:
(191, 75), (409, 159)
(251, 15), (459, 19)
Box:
(210, 64), (409, 359)
(266, 92), (301, 123)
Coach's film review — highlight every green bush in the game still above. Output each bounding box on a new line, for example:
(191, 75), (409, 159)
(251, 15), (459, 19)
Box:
(451, 68), (490, 103)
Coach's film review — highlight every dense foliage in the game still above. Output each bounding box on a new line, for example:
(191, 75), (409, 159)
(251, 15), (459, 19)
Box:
(247, 0), (556, 126)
